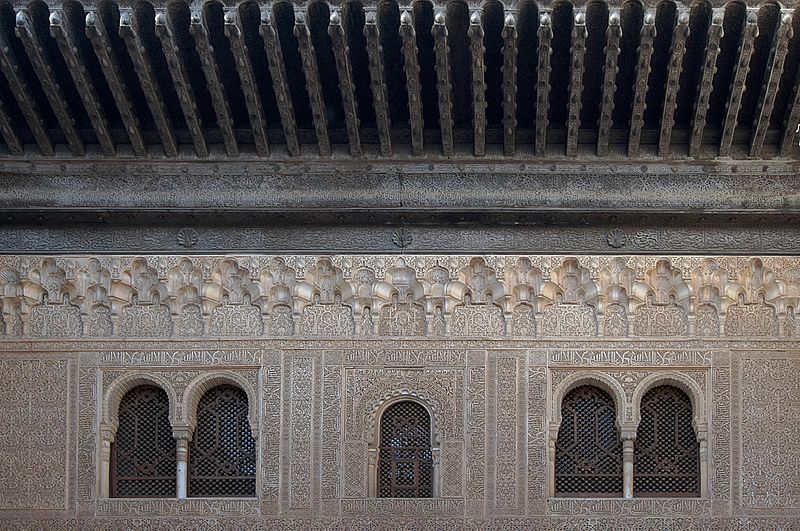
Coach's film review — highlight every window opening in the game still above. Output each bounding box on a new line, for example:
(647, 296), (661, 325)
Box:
(378, 400), (433, 498)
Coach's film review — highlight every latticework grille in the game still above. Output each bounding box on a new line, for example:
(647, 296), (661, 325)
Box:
(634, 385), (700, 496)
(378, 401), (433, 498)
(555, 385), (623, 496)
(111, 385), (176, 497)
(189, 385), (256, 497)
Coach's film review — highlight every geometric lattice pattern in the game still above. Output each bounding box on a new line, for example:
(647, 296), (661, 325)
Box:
(378, 400), (433, 498)
(111, 385), (176, 497)
(634, 385), (700, 496)
(189, 385), (256, 497)
(555, 385), (623, 496)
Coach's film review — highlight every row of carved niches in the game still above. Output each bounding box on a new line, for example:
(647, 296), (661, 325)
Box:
(1, 255), (800, 338)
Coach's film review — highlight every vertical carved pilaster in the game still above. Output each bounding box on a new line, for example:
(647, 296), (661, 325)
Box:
(260, 11), (300, 156)
(0, 17), (53, 155)
(719, 10), (758, 157)
(328, 10), (361, 157)
(597, 9), (621, 156)
(154, 10), (208, 157)
(295, 10), (331, 156)
(50, 11), (115, 155)
(535, 13), (552, 156)
(85, 10), (146, 156)
(566, 10), (587, 157)
(15, 9), (83, 155)
(399, 10), (423, 156)
(225, 9), (270, 156)
(364, 9), (392, 156)
(432, 9), (454, 156)
(658, 9), (690, 157)
(469, 10), (486, 156)
(0, 97), (22, 154)
(627, 10), (656, 158)
(749, 11), (793, 158)
(119, 9), (177, 157)
(190, 8), (239, 156)
(501, 12), (517, 156)
(688, 10), (723, 158)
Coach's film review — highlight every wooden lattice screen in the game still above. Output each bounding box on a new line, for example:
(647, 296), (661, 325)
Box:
(378, 400), (434, 498)
(111, 385), (176, 497)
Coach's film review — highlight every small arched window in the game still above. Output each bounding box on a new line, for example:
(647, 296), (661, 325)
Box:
(189, 385), (256, 497)
(555, 385), (623, 497)
(634, 385), (700, 496)
(378, 400), (433, 498)
(111, 385), (176, 497)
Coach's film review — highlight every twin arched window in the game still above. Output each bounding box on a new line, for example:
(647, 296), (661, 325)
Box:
(111, 384), (256, 498)
(555, 384), (699, 497)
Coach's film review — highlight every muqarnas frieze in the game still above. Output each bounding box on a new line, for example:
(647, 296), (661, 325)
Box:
(2, 254), (800, 340)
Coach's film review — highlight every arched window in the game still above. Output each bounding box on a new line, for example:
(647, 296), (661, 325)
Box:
(378, 400), (433, 498)
(634, 385), (700, 496)
(555, 385), (623, 497)
(189, 385), (256, 497)
(111, 385), (176, 497)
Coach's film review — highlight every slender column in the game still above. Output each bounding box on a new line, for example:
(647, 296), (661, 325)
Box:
(658, 9), (690, 157)
(99, 426), (114, 498)
(119, 9), (177, 157)
(0, 96), (22, 154)
(190, 8), (239, 156)
(367, 447), (379, 497)
(85, 10), (146, 155)
(225, 9), (269, 156)
(154, 10), (207, 157)
(15, 9), (83, 155)
(260, 11), (300, 156)
(432, 9), (454, 156)
(501, 12), (517, 156)
(566, 10), (587, 157)
(627, 10), (656, 158)
(328, 9), (361, 157)
(175, 428), (190, 499)
(749, 11), (793, 158)
(622, 436), (635, 499)
(0, 18), (53, 155)
(719, 10), (758, 157)
(431, 446), (442, 497)
(698, 434), (709, 498)
(469, 10), (486, 156)
(535, 13), (552, 155)
(399, 10), (423, 156)
(364, 9), (392, 156)
(295, 10), (331, 156)
(688, 10), (723, 157)
(547, 428), (557, 497)
(50, 10), (115, 155)
(597, 10), (621, 156)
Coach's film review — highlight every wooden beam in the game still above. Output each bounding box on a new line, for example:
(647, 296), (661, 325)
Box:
(0, 18), (53, 155)
(658, 9), (690, 157)
(15, 9), (83, 155)
(119, 9), (177, 157)
(469, 10), (486, 156)
(259, 11), (299, 156)
(780, 63), (800, 156)
(432, 9), (454, 156)
(627, 10), (656, 158)
(749, 11), (793, 158)
(85, 10), (146, 155)
(688, 9), (723, 157)
(0, 96), (22, 154)
(49, 10), (115, 155)
(190, 8), (238, 156)
(597, 9), (621, 156)
(225, 8), (269, 157)
(363, 9), (391, 156)
(399, 9), (423, 156)
(501, 12), (517, 156)
(535, 12), (552, 156)
(719, 10), (758, 157)
(566, 10), (587, 157)
(154, 10), (207, 157)
(328, 9), (361, 157)
(294, 10), (330, 156)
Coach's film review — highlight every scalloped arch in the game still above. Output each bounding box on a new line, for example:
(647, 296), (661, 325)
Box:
(181, 371), (259, 437)
(102, 372), (178, 435)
